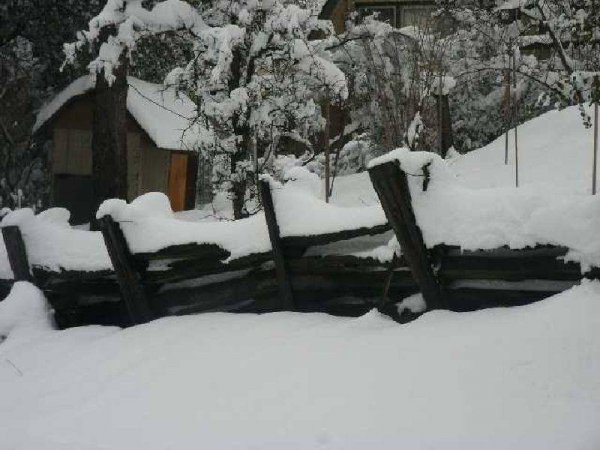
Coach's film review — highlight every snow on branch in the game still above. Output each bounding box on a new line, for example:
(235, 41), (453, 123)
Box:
(63, 0), (206, 83)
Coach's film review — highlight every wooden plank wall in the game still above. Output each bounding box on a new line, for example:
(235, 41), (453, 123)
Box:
(168, 153), (189, 212)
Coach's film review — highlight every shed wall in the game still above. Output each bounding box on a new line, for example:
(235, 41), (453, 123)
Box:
(49, 94), (190, 221)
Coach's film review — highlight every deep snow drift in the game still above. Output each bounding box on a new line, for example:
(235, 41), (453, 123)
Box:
(450, 104), (597, 193)
(1, 281), (600, 450)
(331, 104), (598, 203)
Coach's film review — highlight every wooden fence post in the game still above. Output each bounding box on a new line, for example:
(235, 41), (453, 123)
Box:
(98, 216), (154, 325)
(2, 226), (32, 282)
(368, 161), (446, 310)
(259, 179), (295, 310)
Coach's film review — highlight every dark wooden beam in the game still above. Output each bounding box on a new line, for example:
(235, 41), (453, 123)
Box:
(2, 226), (32, 282)
(98, 216), (154, 325)
(259, 179), (294, 310)
(368, 160), (446, 310)
(281, 223), (390, 248)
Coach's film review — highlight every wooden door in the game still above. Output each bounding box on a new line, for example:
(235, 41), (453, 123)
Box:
(168, 153), (188, 212)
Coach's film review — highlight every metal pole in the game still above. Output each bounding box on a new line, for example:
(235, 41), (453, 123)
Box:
(324, 103), (331, 203)
(438, 72), (443, 156)
(504, 61), (511, 165)
(594, 101), (598, 195)
(513, 50), (519, 188)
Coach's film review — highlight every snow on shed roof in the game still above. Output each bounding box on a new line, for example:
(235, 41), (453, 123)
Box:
(33, 75), (198, 151)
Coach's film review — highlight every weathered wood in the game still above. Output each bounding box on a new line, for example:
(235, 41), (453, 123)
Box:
(290, 271), (417, 293)
(260, 179), (294, 310)
(32, 267), (114, 284)
(143, 251), (272, 285)
(134, 242), (230, 262)
(436, 244), (581, 282)
(287, 254), (411, 275)
(0, 280), (14, 300)
(440, 245), (570, 259)
(2, 226), (32, 282)
(154, 273), (261, 316)
(446, 288), (563, 311)
(381, 253), (399, 306)
(439, 257), (581, 281)
(98, 216), (154, 325)
(368, 161), (446, 310)
(281, 223), (390, 249)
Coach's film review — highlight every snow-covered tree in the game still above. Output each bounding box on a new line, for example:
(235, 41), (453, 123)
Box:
(0, 0), (105, 209)
(327, 14), (455, 158)
(64, 0), (348, 218)
(0, 37), (48, 209)
(439, 0), (600, 144)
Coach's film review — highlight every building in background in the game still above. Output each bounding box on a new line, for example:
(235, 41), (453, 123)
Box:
(34, 76), (199, 223)
(319, 0), (436, 33)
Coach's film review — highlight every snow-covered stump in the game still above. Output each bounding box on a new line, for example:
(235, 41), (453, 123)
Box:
(1, 226), (32, 282)
(368, 159), (445, 311)
(259, 179), (295, 311)
(97, 216), (154, 325)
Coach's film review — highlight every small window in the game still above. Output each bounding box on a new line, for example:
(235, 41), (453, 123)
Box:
(399, 5), (435, 28)
(355, 2), (436, 29)
(356, 4), (397, 26)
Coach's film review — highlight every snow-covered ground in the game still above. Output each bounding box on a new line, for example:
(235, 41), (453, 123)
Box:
(1, 280), (600, 449)
(325, 104), (598, 207)
(450, 104), (597, 193)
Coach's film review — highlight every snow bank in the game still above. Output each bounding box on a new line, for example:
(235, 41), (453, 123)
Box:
(0, 282), (55, 346)
(0, 208), (111, 273)
(98, 192), (271, 260)
(1, 282), (600, 449)
(451, 104), (597, 194)
(268, 168), (387, 238)
(396, 292), (427, 315)
(370, 148), (600, 270)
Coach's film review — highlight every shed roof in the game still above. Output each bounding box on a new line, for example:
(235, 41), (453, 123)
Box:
(34, 75), (198, 151)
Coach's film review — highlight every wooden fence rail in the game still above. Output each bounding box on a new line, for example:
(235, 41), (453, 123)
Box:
(259, 179), (294, 310)
(0, 163), (596, 328)
(368, 160), (446, 311)
(2, 226), (32, 282)
(98, 216), (154, 325)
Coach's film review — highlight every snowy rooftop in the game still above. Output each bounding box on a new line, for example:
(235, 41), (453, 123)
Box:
(33, 75), (198, 151)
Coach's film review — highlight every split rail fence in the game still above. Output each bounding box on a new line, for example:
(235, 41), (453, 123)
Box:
(0, 160), (594, 328)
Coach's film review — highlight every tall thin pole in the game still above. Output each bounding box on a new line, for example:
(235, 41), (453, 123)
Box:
(593, 102), (598, 195)
(438, 71), (444, 156)
(252, 135), (258, 195)
(513, 50), (519, 188)
(504, 62), (511, 165)
(324, 103), (331, 203)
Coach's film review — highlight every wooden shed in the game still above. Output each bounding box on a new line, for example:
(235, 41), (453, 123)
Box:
(33, 76), (199, 224)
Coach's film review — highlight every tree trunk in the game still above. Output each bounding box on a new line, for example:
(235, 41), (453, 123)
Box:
(91, 29), (129, 215)
(436, 94), (453, 158)
(231, 152), (247, 220)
